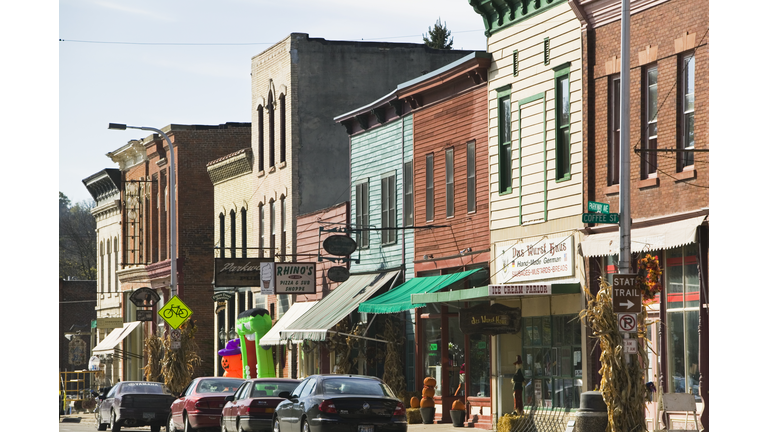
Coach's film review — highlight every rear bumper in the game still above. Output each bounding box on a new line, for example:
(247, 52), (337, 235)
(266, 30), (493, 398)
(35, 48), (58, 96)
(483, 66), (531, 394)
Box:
(188, 412), (223, 428)
(116, 408), (169, 426)
(240, 415), (274, 432)
(307, 418), (408, 432)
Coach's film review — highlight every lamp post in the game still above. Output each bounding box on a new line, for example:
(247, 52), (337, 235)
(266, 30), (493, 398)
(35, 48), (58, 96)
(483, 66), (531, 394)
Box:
(109, 123), (177, 298)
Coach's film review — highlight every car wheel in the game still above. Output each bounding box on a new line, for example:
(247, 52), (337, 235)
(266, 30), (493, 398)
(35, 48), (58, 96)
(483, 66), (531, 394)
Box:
(273, 418), (281, 432)
(184, 414), (196, 432)
(302, 419), (310, 432)
(151, 423), (162, 432)
(221, 418), (228, 432)
(96, 411), (107, 431)
(168, 414), (176, 432)
(110, 411), (121, 432)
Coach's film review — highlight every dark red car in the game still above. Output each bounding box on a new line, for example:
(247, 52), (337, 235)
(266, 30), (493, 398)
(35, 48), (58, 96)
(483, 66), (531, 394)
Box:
(221, 378), (301, 432)
(168, 376), (244, 432)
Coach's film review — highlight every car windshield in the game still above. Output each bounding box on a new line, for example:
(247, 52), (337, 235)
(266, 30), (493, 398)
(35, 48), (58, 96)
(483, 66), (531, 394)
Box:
(196, 378), (244, 394)
(250, 381), (300, 398)
(120, 383), (168, 394)
(321, 378), (395, 397)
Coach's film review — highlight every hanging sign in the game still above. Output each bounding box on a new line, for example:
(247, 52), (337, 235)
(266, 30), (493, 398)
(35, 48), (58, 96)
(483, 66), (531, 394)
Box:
(459, 303), (521, 335)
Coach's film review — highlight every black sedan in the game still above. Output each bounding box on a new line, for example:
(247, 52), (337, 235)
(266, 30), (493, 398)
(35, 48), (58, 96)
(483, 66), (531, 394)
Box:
(95, 381), (175, 432)
(272, 375), (407, 432)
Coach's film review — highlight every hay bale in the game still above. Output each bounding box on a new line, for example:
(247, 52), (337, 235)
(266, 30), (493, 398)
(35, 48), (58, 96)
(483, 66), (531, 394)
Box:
(406, 408), (423, 424)
(497, 413), (522, 432)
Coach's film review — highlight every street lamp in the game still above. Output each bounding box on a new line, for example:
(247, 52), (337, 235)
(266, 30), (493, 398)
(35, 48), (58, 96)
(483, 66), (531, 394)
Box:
(109, 123), (178, 298)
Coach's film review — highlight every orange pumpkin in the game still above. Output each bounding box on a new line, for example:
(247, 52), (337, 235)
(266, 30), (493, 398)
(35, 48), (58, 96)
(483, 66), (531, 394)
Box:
(420, 397), (435, 408)
(452, 400), (466, 411)
(422, 387), (435, 398)
(423, 377), (436, 387)
(410, 397), (420, 408)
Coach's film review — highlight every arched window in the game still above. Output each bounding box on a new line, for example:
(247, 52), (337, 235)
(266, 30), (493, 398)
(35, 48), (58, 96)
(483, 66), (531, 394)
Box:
(100, 241), (105, 292)
(268, 92), (275, 168)
(279, 93), (286, 164)
(230, 210), (237, 258)
(280, 196), (286, 262)
(270, 200), (276, 259)
(257, 105), (264, 172)
(114, 236), (119, 290)
(106, 238), (111, 292)
(259, 204), (265, 258)
(219, 213), (226, 258)
(241, 207), (248, 258)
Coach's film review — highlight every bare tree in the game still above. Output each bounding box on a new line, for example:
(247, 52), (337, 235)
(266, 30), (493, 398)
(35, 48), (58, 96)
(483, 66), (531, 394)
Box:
(59, 192), (97, 280)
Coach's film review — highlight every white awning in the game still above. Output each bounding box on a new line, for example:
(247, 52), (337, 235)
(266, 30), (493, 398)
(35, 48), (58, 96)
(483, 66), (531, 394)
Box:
(259, 301), (318, 347)
(581, 215), (706, 257)
(93, 321), (142, 355)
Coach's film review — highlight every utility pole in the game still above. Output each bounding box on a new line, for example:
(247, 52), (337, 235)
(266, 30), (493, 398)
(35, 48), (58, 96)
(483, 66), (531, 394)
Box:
(619, 0), (631, 275)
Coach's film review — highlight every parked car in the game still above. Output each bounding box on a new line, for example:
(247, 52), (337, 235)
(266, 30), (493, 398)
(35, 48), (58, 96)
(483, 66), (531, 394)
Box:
(221, 378), (301, 432)
(95, 381), (175, 432)
(168, 376), (244, 432)
(272, 375), (407, 432)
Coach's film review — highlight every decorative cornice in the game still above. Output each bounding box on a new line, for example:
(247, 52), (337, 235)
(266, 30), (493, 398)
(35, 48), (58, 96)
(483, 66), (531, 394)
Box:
(107, 139), (147, 171)
(469, 0), (569, 36)
(569, 0), (672, 30)
(207, 148), (254, 185)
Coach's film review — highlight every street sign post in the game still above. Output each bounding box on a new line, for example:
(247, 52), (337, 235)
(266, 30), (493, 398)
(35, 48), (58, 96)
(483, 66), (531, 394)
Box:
(588, 201), (610, 214)
(582, 213), (620, 224)
(612, 274), (641, 313)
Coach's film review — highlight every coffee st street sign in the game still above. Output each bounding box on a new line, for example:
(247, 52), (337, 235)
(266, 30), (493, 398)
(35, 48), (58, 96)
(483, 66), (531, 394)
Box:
(582, 213), (619, 224)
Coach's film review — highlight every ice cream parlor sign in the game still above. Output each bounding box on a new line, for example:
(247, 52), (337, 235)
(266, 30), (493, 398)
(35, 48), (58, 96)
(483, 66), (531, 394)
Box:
(495, 236), (574, 283)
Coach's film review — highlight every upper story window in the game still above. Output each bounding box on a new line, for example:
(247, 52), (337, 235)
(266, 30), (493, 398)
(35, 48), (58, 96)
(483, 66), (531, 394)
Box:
(241, 208), (248, 258)
(498, 87), (512, 194)
(280, 196), (286, 262)
(445, 148), (454, 218)
(230, 210), (237, 258)
(467, 141), (476, 213)
(270, 200), (276, 258)
(608, 75), (621, 186)
(355, 181), (369, 249)
(404, 161), (414, 227)
(219, 213), (226, 258)
(554, 65), (571, 181)
(679, 54), (695, 169)
(268, 92), (275, 168)
(257, 106), (264, 172)
(279, 94), (286, 164)
(642, 65), (658, 179)
(259, 204), (265, 258)
(426, 153), (434, 221)
(381, 174), (397, 245)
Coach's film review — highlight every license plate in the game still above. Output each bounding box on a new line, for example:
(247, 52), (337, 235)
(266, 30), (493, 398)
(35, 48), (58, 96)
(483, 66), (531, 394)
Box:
(358, 425), (374, 432)
(143, 412), (155, 419)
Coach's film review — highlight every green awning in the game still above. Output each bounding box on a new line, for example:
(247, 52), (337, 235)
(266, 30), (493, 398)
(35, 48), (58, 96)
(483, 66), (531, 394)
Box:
(358, 268), (482, 314)
(279, 270), (400, 342)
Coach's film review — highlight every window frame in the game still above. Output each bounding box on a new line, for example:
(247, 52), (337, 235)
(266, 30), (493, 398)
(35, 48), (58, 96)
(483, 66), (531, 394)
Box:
(268, 92), (275, 168)
(257, 106), (264, 172)
(445, 147), (454, 218)
(426, 153), (434, 221)
(554, 64), (571, 181)
(678, 53), (695, 169)
(280, 196), (286, 262)
(404, 160), (414, 227)
(270, 200), (276, 258)
(497, 85), (512, 194)
(466, 140), (476, 213)
(642, 64), (659, 179)
(279, 93), (286, 164)
(230, 210), (237, 258)
(219, 213), (226, 258)
(241, 208), (247, 258)
(608, 75), (621, 186)
(381, 173), (397, 245)
(258, 204), (265, 258)
(355, 181), (370, 249)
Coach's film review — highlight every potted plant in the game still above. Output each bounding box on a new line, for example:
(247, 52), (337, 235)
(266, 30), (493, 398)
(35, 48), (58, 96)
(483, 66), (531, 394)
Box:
(450, 399), (466, 427)
(420, 377), (436, 424)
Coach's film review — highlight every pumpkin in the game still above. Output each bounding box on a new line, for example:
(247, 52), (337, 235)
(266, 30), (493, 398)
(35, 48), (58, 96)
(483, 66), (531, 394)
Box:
(423, 377), (437, 387)
(452, 400), (466, 411)
(420, 397), (435, 408)
(422, 387), (435, 398)
(410, 397), (420, 408)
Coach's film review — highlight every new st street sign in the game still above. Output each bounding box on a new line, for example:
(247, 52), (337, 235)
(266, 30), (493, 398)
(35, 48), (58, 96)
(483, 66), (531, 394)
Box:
(612, 274), (642, 313)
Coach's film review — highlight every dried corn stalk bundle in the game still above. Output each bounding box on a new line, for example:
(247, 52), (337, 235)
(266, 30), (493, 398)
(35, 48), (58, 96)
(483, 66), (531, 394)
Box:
(379, 316), (406, 400)
(160, 321), (202, 395)
(580, 279), (649, 432)
(143, 333), (164, 382)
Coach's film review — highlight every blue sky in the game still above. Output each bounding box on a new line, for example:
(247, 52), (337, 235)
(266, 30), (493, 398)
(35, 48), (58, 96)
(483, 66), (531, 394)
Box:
(56, 0), (488, 204)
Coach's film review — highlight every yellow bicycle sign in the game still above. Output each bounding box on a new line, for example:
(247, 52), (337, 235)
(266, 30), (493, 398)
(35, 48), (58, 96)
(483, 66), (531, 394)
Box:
(158, 295), (193, 329)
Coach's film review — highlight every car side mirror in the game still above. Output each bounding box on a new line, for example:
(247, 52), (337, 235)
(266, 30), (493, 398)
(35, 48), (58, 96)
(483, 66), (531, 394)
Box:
(225, 395), (234, 402)
(278, 391), (291, 399)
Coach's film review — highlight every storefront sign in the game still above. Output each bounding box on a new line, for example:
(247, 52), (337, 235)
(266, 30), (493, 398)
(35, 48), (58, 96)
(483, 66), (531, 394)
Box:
(460, 303), (521, 335)
(97, 317), (124, 329)
(136, 309), (154, 321)
(496, 236), (574, 283)
(489, 284), (553, 296)
(215, 258), (273, 287)
(270, 263), (317, 294)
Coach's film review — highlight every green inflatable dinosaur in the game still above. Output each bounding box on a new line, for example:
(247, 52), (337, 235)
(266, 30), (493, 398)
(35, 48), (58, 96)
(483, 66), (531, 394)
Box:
(235, 308), (275, 378)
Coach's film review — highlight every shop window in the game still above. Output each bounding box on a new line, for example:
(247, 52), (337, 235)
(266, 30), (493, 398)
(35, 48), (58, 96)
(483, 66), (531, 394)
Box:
(665, 244), (700, 400)
(421, 315), (442, 395)
(522, 314), (581, 408)
(468, 334), (491, 397)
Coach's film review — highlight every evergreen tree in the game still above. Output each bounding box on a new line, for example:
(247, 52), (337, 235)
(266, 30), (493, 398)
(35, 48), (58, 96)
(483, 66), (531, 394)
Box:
(423, 18), (453, 50)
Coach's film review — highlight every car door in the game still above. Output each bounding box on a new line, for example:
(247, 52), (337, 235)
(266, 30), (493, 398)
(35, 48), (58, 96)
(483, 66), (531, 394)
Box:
(99, 384), (119, 422)
(293, 377), (317, 432)
(232, 381), (252, 429)
(171, 380), (195, 429)
(277, 378), (307, 432)
(222, 382), (244, 431)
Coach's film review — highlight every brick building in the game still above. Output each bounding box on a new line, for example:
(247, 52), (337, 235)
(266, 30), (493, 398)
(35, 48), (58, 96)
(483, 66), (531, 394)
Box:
(107, 122), (251, 378)
(571, 0), (709, 429)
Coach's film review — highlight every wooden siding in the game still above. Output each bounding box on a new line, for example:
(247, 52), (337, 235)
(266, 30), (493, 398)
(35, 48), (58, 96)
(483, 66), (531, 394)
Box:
(413, 86), (490, 272)
(349, 116), (414, 279)
(487, 3), (583, 233)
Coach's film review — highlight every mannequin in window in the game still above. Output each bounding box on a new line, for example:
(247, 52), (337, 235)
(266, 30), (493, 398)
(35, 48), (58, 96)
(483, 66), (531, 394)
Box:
(512, 355), (525, 415)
